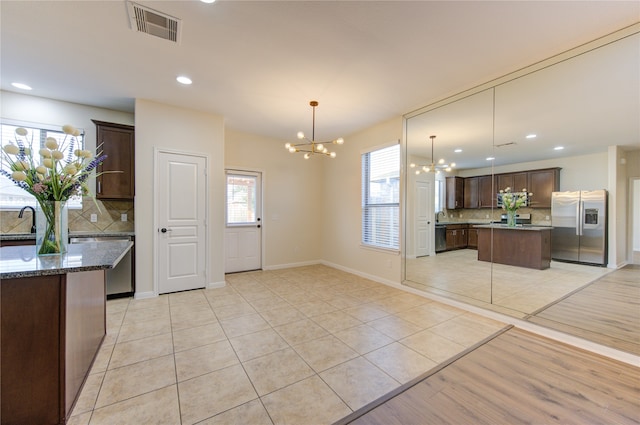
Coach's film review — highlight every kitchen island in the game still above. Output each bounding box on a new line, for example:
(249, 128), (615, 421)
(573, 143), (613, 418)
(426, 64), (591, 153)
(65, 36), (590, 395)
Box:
(0, 241), (133, 425)
(476, 224), (552, 270)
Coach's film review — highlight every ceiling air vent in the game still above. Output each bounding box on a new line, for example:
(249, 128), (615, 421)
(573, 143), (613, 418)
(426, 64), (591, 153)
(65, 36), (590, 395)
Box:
(127, 1), (181, 44)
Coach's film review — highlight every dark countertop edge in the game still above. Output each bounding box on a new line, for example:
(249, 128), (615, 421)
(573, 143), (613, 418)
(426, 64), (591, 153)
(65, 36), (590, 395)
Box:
(475, 224), (553, 231)
(1, 232), (135, 241)
(1, 265), (110, 279)
(0, 241), (133, 279)
(435, 222), (492, 227)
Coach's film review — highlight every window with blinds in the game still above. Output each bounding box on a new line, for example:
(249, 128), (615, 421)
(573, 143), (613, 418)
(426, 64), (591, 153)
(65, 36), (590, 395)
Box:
(0, 121), (84, 209)
(361, 143), (400, 250)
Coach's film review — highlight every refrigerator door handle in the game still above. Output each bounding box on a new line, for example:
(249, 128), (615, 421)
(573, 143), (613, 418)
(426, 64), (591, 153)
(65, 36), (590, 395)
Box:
(578, 200), (584, 236)
(576, 202), (581, 235)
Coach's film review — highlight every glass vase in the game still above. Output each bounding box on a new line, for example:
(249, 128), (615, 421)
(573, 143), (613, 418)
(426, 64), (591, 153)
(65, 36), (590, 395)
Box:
(36, 200), (68, 255)
(506, 209), (517, 227)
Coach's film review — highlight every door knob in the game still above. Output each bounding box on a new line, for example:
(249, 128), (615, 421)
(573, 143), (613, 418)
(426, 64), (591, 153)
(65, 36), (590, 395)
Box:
(257, 224), (261, 228)
(160, 228), (172, 233)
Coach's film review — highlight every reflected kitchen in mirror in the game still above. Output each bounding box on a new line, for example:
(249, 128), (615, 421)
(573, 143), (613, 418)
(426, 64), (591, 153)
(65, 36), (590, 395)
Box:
(402, 26), (639, 355)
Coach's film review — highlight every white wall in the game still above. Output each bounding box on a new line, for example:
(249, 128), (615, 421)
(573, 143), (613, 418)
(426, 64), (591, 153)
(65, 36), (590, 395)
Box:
(458, 151), (608, 191)
(0, 91), (134, 194)
(225, 128), (323, 268)
(135, 99), (225, 296)
(322, 116), (403, 285)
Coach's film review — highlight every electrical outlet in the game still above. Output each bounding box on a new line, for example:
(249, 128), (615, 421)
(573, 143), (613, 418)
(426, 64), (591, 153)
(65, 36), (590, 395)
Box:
(121, 213), (128, 222)
(90, 214), (97, 223)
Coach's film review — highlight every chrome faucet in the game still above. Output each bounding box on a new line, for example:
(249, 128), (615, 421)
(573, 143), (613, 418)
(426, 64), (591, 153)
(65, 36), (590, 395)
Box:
(18, 206), (36, 233)
(436, 210), (446, 223)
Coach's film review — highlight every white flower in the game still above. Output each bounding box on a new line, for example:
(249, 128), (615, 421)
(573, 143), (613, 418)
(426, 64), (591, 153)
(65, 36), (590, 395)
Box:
(3, 144), (19, 155)
(63, 164), (78, 174)
(51, 150), (64, 160)
(62, 124), (77, 135)
(43, 158), (54, 168)
(36, 165), (47, 174)
(45, 137), (59, 150)
(15, 127), (28, 136)
(14, 160), (29, 171)
(39, 148), (52, 158)
(12, 171), (27, 181)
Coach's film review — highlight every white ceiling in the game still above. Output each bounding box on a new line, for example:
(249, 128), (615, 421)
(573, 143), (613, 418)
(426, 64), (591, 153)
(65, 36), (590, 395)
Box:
(1, 1), (639, 149)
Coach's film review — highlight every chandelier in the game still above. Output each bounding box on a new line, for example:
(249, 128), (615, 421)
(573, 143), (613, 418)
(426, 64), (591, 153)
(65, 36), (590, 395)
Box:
(285, 101), (344, 159)
(410, 135), (455, 174)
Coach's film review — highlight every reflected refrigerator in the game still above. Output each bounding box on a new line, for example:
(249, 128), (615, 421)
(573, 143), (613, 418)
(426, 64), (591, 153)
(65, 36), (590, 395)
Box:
(551, 190), (607, 266)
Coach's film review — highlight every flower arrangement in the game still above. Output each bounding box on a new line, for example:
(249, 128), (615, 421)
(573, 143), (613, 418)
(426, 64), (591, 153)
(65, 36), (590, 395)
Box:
(1, 124), (107, 254)
(499, 187), (532, 212)
(499, 187), (533, 227)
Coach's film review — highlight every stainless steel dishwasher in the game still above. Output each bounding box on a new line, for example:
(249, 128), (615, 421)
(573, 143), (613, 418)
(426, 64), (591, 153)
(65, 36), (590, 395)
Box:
(435, 225), (447, 253)
(69, 235), (133, 298)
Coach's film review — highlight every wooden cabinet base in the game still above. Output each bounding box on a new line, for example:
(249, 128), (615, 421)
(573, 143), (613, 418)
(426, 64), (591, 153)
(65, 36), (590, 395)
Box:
(1, 270), (106, 425)
(477, 227), (551, 270)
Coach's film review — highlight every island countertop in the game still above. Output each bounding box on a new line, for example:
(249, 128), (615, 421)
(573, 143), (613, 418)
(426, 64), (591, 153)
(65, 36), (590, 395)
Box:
(1, 231), (135, 241)
(474, 224), (553, 231)
(0, 240), (133, 279)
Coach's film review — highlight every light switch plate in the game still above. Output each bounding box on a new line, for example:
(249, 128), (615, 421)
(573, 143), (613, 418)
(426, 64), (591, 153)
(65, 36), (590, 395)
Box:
(90, 214), (97, 222)
(121, 213), (128, 222)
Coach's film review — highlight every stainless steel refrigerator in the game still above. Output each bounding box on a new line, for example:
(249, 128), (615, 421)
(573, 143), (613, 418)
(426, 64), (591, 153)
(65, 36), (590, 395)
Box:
(551, 190), (607, 266)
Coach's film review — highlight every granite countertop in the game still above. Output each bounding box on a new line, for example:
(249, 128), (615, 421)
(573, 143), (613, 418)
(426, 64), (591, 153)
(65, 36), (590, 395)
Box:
(1, 231), (135, 241)
(0, 240), (133, 279)
(475, 224), (553, 231)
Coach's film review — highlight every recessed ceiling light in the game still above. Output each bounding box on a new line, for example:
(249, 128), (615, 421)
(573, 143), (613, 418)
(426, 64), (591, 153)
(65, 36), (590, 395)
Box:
(176, 76), (192, 85)
(554, 146), (564, 150)
(11, 82), (32, 90)
(526, 134), (537, 139)
(486, 157), (495, 161)
(454, 148), (462, 153)
(201, 0), (215, 3)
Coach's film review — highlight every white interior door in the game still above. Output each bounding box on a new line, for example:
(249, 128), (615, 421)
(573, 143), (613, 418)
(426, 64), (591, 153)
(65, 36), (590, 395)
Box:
(157, 151), (207, 294)
(415, 180), (432, 257)
(225, 170), (262, 273)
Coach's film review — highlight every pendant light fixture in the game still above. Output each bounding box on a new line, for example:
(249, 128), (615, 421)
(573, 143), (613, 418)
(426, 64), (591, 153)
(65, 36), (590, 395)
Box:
(285, 101), (344, 159)
(410, 135), (455, 174)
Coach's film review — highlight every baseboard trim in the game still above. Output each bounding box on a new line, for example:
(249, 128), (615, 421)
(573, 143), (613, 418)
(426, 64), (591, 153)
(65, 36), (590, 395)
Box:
(207, 280), (226, 289)
(133, 291), (157, 300)
(263, 260), (321, 270)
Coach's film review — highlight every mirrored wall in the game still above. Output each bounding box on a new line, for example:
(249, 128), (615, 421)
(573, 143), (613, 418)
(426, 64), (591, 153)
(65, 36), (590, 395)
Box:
(403, 27), (639, 351)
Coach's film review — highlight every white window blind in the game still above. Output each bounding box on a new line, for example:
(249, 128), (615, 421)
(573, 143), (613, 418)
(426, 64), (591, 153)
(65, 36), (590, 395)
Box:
(0, 121), (84, 210)
(361, 143), (400, 250)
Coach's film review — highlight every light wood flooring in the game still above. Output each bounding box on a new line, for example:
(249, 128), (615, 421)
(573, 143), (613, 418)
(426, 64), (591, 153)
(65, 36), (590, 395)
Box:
(528, 264), (640, 355)
(343, 328), (640, 425)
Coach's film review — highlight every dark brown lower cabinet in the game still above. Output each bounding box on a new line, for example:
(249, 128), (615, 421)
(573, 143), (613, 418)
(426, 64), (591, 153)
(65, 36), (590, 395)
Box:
(477, 227), (551, 269)
(445, 225), (468, 250)
(1, 270), (106, 425)
(467, 228), (478, 249)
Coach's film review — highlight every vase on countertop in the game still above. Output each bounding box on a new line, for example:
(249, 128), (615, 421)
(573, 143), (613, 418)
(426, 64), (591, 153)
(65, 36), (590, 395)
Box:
(36, 200), (68, 255)
(506, 209), (517, 227)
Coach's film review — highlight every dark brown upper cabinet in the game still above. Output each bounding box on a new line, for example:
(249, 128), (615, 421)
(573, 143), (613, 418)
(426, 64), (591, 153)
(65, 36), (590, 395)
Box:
(92, 120), (135, 200)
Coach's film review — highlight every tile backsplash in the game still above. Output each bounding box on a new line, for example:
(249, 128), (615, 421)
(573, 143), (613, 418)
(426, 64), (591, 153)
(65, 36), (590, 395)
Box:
(439, 207), (552, 225)
(1, 198), (134, 234)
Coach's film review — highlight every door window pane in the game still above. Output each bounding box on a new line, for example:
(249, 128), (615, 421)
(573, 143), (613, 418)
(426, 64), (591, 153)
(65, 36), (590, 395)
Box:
(226, 174), (257, 224)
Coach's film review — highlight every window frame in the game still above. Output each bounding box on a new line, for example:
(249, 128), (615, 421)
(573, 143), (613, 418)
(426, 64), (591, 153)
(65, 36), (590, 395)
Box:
(0, 119), (85, 210)
(361, 141), (400, 252)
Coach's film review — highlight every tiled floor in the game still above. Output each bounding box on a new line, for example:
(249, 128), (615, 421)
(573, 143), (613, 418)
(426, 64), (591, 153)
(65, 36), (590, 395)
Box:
(68, 265), (506, 425)
(406, 249), (611, 317)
